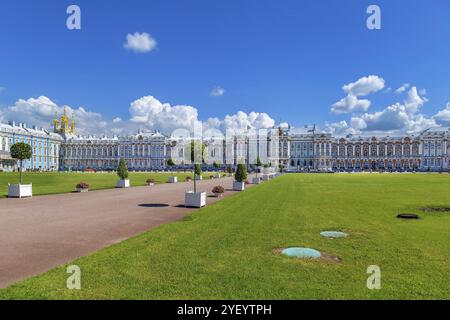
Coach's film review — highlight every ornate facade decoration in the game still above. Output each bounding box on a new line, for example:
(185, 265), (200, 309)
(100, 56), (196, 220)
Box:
(53, 107), (76, 134)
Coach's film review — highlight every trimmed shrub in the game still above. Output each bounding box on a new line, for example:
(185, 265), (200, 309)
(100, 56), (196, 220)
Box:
(117, 158), (129, 180)
(212, 186), (225, 194)
(76, 182), (90, 189)
(235, 164), (247, 182)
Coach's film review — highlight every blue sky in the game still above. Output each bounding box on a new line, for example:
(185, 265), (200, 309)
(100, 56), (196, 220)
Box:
(0, 0), (449, 135)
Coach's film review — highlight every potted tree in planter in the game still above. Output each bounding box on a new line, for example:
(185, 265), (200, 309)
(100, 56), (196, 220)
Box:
(76, 182), (89, 193)
(189, 141), (206, 181)
(167, 158), (178, 183)
(213, 161), (221, 179)
(185, 164), (206, 208)
(8, 142), (33, 198)
(233, 164), (247, 191)
(146, 178), (155, 186)
(116, 158), (130, 188)
(227, 164), (233, 177)
(212, 185), (225, 198)
(252, 157), (262, 184)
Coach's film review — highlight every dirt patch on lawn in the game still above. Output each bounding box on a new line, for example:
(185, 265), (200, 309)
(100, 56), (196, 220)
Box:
(320, 252), (342, 263)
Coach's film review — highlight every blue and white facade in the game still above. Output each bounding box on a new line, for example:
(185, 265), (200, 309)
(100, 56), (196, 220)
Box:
(0, 122), (62, 172)
(0, 119), (448, 172)
(59, 130), (168, 171)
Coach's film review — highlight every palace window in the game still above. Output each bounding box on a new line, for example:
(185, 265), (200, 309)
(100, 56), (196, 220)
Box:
(370, 144), (377, 157)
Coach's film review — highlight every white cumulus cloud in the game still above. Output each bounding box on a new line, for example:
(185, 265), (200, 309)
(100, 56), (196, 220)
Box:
(395, 83), (410, 94)
(210, 86), (225, 97)
(0, 96), (111, 135)
(129, 95), (200, 133)
(222, 111), (275, 130)
(331, 95), (371, 114)
(124, 32), (157, 53)
(324, 120), (358, 136)
(349, 87), (435, 134)
(404, 86), (427, 114)
(0, 93), (284, 136)
(433, 101), (450, 125)
(342, 75), (385, 97)
(331, 75), (385, 114)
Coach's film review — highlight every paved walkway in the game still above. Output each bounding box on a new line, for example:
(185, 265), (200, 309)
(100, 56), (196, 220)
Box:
(0, 177), (238, 288)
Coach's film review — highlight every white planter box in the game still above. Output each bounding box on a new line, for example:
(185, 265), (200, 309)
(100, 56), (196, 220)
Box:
(168, 176), (178, 183)
(262, 175), (270, 181)
(185, 191), (206, 208)
(195, 175), (203, 181)
(233, 181), (245, 191)
(228, 173), (233, 177)
(213, 192), (223, 198)
(252, 177), (261, 184)
(8, 184), (33, 198)
(76, 188), (89, 193)
(117, 179), (130, 188)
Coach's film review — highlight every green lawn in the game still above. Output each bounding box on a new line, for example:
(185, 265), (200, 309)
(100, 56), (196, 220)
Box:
(1, 174), (449, 299)
(0, 171), (221, 198)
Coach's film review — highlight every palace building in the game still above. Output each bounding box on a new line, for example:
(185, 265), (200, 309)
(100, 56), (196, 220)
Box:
(0, 121), (62, 172)
(0, 115), (448, 172)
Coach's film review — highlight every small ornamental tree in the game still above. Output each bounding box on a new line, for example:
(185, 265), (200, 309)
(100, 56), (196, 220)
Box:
(117, 158), (129, 180)
(235, 164), (247, 183)
(213, 161), (220, 173)
(190, 141), (207, 163)
(227, 164), (233, 175)
(10, 142), (32, 184)
(167, 158), (175, 168)
(194, 164), (202, 193)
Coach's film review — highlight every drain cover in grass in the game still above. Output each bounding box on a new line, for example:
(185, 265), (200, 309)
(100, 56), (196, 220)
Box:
(320, 231), (348, 238)
(281, 247), (321, 259)
(397, 213), (420, 219)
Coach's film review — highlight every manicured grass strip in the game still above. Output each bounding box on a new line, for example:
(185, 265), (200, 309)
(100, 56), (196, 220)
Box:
(0, 174), (449, 299)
